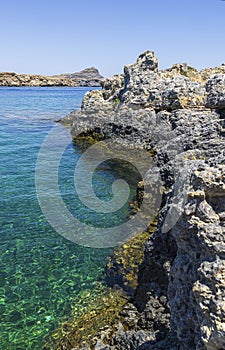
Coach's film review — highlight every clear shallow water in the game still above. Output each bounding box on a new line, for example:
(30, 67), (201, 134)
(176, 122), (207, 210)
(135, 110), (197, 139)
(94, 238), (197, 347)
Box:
(0, 87), (138, 349)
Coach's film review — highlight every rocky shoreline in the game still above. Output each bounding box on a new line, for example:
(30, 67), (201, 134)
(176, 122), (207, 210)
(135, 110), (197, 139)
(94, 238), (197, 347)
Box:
(59, 51), (225, 349)
(0, 67), (103, 87)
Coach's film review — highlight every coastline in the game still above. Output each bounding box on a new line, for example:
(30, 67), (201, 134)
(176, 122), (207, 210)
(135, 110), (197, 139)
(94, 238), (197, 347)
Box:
(0, 67), (104, 87)
(55, 51), (225, 349)
(0, 86), (110, 350)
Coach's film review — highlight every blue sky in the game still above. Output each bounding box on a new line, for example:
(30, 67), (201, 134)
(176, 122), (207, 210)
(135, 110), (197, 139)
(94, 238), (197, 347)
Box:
(0, 0), (224, 77)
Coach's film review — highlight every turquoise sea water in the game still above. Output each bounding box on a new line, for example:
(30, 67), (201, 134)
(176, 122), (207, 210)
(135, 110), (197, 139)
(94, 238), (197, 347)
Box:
(0, 87), (138, 349)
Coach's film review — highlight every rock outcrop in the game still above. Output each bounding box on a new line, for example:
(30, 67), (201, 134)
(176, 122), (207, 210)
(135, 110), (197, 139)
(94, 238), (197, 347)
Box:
(0, 67), (103, 87)
(60, 51), (225, 349)
(52, 67), (104, 87)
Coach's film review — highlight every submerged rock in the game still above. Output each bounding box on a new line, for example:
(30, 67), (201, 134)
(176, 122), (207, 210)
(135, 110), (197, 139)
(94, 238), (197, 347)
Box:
(58, 51), (225, 349)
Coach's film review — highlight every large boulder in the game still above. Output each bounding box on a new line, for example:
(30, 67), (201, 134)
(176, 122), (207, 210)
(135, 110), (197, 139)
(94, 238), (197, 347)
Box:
(206, 74), (225, 109)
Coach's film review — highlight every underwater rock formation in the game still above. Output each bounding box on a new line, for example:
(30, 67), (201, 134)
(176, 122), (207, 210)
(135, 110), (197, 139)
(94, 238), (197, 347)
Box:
(61, 51), (225, 349)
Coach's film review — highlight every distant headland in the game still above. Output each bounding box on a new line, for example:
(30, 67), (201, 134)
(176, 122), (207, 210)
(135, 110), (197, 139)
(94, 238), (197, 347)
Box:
(0, 67), (104, 87)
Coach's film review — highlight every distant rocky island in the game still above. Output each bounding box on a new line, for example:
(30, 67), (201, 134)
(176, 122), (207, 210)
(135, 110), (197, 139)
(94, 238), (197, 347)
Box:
(0, 67), (104, 87)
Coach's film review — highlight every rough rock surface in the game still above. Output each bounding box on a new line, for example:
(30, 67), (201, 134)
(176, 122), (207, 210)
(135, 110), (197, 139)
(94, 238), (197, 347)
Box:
(52, 67), (104, 86)
(169, 166), (225, 350)
(60, 51), (225, 349)
(0, 67), (103, 87)
(206, 74), (225, 109)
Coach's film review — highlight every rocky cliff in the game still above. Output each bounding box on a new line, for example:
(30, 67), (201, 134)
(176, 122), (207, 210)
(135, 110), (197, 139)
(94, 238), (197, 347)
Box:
(61, 51), (225, 349)
(0, 67), (103, 87)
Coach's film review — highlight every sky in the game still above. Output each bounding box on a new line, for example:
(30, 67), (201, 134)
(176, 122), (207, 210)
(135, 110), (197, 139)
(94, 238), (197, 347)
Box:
(0, 0), (224, 77)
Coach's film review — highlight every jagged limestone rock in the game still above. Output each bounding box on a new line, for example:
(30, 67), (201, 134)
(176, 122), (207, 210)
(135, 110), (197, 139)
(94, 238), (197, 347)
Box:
(59, 51), (225, 350)
(160, 63), (202, 82)
(206, 74), (225, 109)
(200, 64), (225, 82)
(101, 74), (124, 101)
(169, 166), (225, 349)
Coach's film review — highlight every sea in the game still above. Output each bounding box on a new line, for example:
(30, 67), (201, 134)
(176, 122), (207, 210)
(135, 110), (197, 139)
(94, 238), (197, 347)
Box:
(0, 87), (138, 349)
